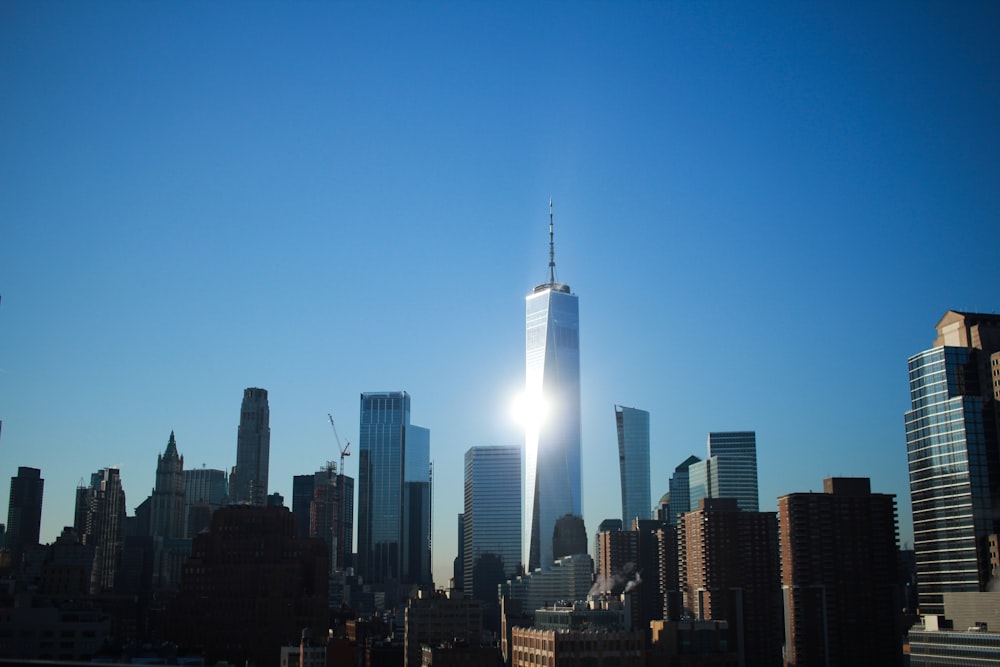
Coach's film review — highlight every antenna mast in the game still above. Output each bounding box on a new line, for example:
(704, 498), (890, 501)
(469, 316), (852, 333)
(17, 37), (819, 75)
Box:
(548, 197), (556, 284)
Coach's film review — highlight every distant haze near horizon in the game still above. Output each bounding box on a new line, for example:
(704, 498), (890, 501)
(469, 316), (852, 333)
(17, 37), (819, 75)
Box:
(1, 2), (997, 587)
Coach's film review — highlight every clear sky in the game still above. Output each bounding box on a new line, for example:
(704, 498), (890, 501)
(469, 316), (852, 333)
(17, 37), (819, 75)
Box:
(1, 2), (997, 588)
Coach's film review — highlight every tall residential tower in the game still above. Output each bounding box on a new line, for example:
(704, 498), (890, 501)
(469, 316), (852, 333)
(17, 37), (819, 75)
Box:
(616, 405), (651, 524)
(524, 201), (582, 571)
(904, 310), (1000, 614)
(230, 388), (270, 506)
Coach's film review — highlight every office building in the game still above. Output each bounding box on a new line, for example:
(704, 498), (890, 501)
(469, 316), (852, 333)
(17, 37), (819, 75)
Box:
(689, 432), (759, 512)
(668, 455), (700, 525)
(454, 513), (465, 590)
(149, 432), (185, 539)
(5, 466), (44, 569)
(403, 591), (483, 667)
(357, 391), (431, 587)
(904, 311), (1000, 614)
(75, 467), (126, 593)
(616, 405), (651, 524)
(166, 505), (328, 667)
(463, 446), (522, 603)
(678, 498), (782, 667)
(503, 554), (595, 619)
(908, 592), (1000, 666)
(524, 201), (582, 571)
(230, 387), (270, 505)
(511, 622), (645, 667)
(183, 467), (227, 537)
(778, 477), (901, 666)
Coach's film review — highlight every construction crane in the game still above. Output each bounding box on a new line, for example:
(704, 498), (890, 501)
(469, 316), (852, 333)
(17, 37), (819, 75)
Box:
(328, 414), (351, 475)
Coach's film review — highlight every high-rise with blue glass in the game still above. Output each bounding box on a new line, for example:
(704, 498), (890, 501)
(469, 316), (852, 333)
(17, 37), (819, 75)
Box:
(615, 405), (651, 524)
(525, 201), (582, 571)
(463, 446), (522, 600)
(905, 310), (1000, 615)
(357, 391), (432, 587)
(689, 431), (759, 513)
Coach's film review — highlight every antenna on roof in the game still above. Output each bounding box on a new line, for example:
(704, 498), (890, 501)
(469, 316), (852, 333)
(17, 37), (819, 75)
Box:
(548, 197), (556, 285)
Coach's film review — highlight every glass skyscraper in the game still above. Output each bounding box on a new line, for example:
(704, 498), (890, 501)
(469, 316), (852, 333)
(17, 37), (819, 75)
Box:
(357, 391), (432, 586)
(689, 431), (759, 512)
(524, 202), (581, 571)
(463, 446), (522, 600)
(615, 405), (651, 524)
(230, 387), (270, 506)
(668, 454), (701, 525)
(904, 311), (1000, 615)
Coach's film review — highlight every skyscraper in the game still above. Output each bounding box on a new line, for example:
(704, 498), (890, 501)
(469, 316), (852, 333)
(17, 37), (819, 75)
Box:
(304, 463), (355, 573)
(150, 431), (186, 539)
(616, 405), (651, 524)
(357, 391), (431, 587)
(524, 201), (581, 571)
(667, 455), (700, 525)
(230, 387), (270, 506)
(183, 467), (227, 537)
(678, 498), (782, 667)
(904, 310), (1000, 614)
(778, 478), (902, 666)
(76, 467), (126, 593)
(5, 466), (44, 568)
(463, 446), (522, 600)
(689, 431), (759, 512)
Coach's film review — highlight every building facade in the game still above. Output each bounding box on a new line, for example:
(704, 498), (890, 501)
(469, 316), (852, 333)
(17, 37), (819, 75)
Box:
(616, 405), (651, 525)
(183, 467), (227, 537)
(525, 201), (582, 571)
(778, 477), (902, 667)
(5, 466), (44, 569)
(689, 432), (759, 512)
(75, 467), (126, 593)
(668, 455), (701, 525)
(463, 446), (522, 601)
(149, 432), (185, 540)
(166, 505), (328, 667)
(229, 387), (271, 506)
(678, 498), (782, 667)
(904, 311), (1000, 615)
(357, 391), (431, 587)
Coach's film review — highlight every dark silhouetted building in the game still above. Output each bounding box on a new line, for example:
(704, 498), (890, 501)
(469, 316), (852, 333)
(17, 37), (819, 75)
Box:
(183, 467), (226, 537)
(616, 405), (651, 524)
(6, 466), (44, 569)
(552, 514), (587, 561)
(403, 590), (483, 667)
(75, 467), (126, 593)
(150, 432), (185, 539)
(778, 477), (902, 667)
(668, 455), (701, 525)
(678, 498), (781, 667)
(166, 505), (327, 667)
(229, 387), (270, 505)
(904, 311), (1000, 614)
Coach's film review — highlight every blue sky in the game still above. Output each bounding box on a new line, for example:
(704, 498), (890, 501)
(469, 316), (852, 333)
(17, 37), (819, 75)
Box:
(1, 2), (997, 587)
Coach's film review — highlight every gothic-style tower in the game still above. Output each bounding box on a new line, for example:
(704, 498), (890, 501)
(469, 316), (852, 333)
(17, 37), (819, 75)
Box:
(150, 431), (186, 539)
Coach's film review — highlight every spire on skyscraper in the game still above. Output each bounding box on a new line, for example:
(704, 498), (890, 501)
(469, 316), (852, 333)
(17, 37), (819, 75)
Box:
(548, 197), (556, 285)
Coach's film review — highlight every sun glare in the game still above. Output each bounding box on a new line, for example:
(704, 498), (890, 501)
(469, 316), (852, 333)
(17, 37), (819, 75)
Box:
(511, 390), (549, 428)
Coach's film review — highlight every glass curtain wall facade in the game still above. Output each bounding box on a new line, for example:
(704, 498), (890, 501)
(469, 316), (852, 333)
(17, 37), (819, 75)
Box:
(905, 346), (995, 614)
(358, 391), (432, 586)
(525, 283), (581, 571)
(616, 406), (651, 524)
(668, 455), (701, 525)
(463, 446), (522, 599)
(689, 432), (759, 512)
(230, 388), (270, 506)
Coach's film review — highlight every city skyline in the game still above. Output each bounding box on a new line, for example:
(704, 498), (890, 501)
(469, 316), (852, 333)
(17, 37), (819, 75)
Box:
(2, 3), (998, 587)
